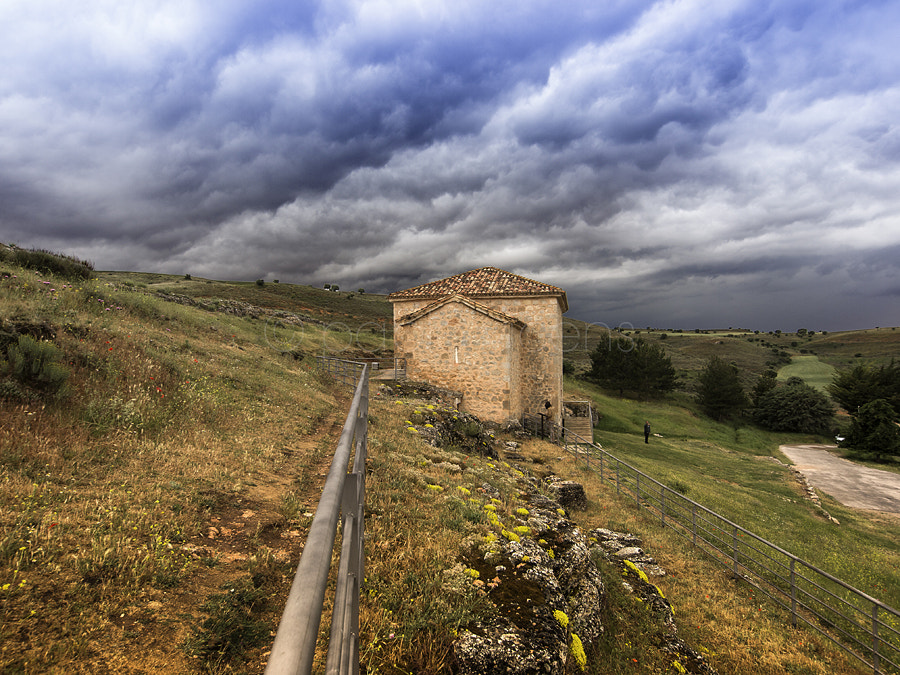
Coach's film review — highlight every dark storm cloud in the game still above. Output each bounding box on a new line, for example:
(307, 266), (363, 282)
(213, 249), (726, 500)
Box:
(1, 0), (899, 330)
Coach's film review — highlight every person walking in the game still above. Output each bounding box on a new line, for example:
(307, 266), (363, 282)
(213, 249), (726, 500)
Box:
(644, 421), (651, 444)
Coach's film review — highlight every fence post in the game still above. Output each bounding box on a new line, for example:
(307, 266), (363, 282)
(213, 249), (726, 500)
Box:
(635, 472), (641, 506)
(873, 604), (881, 674)
(616, 461), (621, 495)
(790, 558), (797, 628)
(691, 503), (697, 546)
(660, 487), (666, 525)
(732, 526), (739, 578)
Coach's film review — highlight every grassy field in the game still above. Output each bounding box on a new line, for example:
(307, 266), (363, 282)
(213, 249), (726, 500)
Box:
(1, 250), (898, 673)
(563, 378), (900, 613)
(777, 354), (837, 391)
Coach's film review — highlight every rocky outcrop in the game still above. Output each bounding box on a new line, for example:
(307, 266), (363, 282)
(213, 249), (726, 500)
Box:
(590, 528), (718, 675)
(453, 489), (603, 675)
(449, 489), (718, 674)
(153, 291), (326, 326)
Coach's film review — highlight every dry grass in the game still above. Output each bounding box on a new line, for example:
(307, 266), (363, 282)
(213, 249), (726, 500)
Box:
(521, 444), (871, 675)
(0, 267), (350, 673)
(3, 259), (894, 674)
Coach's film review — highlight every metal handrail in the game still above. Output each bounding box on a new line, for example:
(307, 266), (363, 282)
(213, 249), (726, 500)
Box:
(315, 356), (368, 388)
(524, 413), (900, 674)
(266, 365), (369, 675)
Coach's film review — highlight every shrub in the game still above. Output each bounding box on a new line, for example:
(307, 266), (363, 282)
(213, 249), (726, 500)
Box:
(0, 244), (93, 279)
(255, 279), (265, 286)
(753, 377), (834, 434)
(3, 334), (70, 396)
(182, 576), (272, 664)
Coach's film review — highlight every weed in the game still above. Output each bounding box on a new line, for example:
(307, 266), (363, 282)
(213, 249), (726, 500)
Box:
(182, 576), (271, 664)
(3, 334), (70, 396)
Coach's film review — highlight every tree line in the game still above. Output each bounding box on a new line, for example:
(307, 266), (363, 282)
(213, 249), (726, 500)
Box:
(585, 338), (900, 462)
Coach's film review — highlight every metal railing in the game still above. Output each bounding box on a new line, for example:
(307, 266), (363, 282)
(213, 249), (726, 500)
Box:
(315, 356), (405, 386)
(266, 365), (369, 675)
(524, 413), (900, 674)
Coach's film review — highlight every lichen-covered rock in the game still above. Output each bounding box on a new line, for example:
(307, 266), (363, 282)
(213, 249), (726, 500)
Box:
(453, 491), (605, 674)
(454, 620), (569, 675)
(400, 403), (499, 458)
(546, 480), (588, 511)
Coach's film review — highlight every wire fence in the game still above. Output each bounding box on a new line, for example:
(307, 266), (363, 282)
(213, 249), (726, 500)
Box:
(524, 413), (900, 675)
(266, 364), (369, 675)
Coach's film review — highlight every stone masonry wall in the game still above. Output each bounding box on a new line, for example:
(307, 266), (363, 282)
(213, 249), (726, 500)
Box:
(485, 296), (563, 424)
(394, 301), (521, 422)
(392, 294), (563, 424)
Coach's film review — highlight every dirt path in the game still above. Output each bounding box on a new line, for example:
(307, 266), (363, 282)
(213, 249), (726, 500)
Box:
(779, 444), (900, 513)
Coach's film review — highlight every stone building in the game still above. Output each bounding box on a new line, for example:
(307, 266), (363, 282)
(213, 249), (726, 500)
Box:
(388, 267), (567, 425)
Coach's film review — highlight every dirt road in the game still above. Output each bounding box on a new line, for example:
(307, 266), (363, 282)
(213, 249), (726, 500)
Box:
(780, 444), (900, 513)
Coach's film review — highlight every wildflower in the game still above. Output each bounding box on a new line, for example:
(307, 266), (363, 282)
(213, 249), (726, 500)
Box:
(516, 507), (529, 516)
(424, 423), (434, 428)
(501, 529), (520, 542)
(553, 609), (569, 629)
(624, 559), (649, 584)
(464, 568), (480, 579)
(514, 525), (531, 536)
(673, 661), (687, 674)
(426, 484), (444, 493)
(569, 633), (587, 671)
(407, 426), (417, 432)
(457, 486), (471, 496)
(483, 504), (496, 512)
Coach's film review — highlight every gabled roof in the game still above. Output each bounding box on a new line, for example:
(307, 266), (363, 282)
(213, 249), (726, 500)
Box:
(397, 294), (526, 329)
(388, 267), (568, 311)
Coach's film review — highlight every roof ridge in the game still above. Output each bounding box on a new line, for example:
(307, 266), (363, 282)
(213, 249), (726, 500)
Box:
(388, 267), (567, 311)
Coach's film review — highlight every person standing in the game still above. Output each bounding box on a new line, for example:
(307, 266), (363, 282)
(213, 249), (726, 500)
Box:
(644, 421), (651, 444)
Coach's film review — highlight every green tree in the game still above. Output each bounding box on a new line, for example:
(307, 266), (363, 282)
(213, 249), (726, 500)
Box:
(751, 370), (778, 407)
(696, 356), (748, 420)
(752, 377), (835, 434)
(827, 360), (900, 417)
(841, 399), (900, 461)
(589, 336), (677, 398)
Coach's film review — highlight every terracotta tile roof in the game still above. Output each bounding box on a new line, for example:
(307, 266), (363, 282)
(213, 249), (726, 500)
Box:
(397, 294), (527, 328)
(388, 267), (568, 311)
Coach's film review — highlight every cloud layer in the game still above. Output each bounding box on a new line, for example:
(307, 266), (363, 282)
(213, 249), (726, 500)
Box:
(2, 0), (899, 330)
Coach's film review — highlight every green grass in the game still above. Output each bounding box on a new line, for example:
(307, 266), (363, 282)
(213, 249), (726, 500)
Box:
(777, 355), (837, 391)
(563, 376), (900, 616)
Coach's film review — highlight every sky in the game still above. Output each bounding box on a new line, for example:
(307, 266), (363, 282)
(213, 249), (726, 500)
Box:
(1, 0), (899, 332)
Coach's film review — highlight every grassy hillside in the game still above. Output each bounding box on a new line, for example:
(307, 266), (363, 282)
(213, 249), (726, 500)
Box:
(1, 250), (896, 674)
(99, 270), (394, 333)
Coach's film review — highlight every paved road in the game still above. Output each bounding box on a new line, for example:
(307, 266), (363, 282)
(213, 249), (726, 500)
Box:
(780, 444), (900, 513)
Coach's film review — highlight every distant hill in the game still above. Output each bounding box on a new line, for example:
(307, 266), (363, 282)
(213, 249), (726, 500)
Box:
(561, 319), (900, 391)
